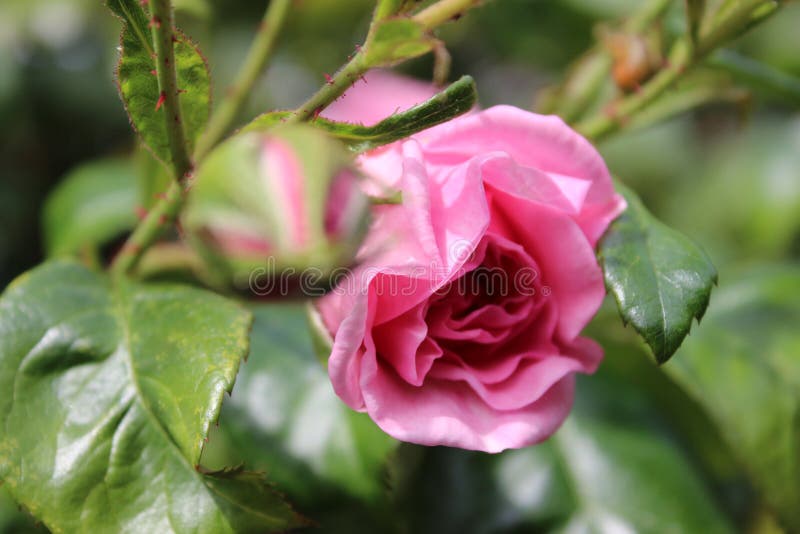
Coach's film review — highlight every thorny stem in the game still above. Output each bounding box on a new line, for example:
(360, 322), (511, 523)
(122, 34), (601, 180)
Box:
(111, 181), (185, 276)
(413, 0), (482, 30)
(195, 0), (292, 160)
(576, 0), (782, 142)
(112, 0), (192, 276)
(290, 52), (369, 122)
(290, 0), (486, 123)
(546, 0), (673, 122)
(149, 0), (193, 183)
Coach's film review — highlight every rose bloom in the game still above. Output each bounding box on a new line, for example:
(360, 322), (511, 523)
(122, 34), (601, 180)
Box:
(317, 72), (626, 452)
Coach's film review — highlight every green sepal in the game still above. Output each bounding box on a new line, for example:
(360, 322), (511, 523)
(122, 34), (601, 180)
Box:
(244, 75), (477, 153)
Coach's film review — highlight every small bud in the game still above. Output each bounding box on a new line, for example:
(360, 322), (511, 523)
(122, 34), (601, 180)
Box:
(183, 125), (370, 296)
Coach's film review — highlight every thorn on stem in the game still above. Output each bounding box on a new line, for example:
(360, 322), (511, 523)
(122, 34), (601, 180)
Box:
(135, 206), (148, 220)
(324, 73), (334, 85)
(155, 91), (166, 111)
(149, 16), (161, 29)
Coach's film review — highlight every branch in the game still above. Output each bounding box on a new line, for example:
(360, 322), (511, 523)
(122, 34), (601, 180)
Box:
(413, 0), (482, 30)
(111, 181), (185, 276)
(290, 52), (369, 122)
(575, 0), (783, 142)
(149, 0), (193, 182)
(112, 0), (191, 276)
(195, 0), (292, 159)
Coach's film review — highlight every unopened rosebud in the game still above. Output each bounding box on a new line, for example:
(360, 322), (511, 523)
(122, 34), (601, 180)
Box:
(183, 125), (370, 296)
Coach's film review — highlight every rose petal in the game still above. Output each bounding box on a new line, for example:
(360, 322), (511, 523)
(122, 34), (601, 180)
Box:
(361, 353), (576, 453)
(488, 187), (605, 342)
(322, 69), (438, 126)
(373, 302), (442, 386)
(427, 353), (587, 410)
(418, 106), (623, 245)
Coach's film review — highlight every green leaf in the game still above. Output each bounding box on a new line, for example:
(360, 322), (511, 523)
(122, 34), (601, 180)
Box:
(0, 261), (303, 533)
(599, 184), (718, 363)
(244, 76), (477, 153)
(111, 0), (211, 167)
(0, 486), (42, 533)
(391, 371), (732, 533)
(43, 158), (138, 257)
(107, 0), (152, 52)
(664, 266), (800, 531)
(364, 18), (436, 67)
(206, 303), (397, 503)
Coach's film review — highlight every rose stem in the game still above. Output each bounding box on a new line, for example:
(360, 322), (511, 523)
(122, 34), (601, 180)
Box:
(547, 0), (673, 122)
(576, 0), (782, 143)
(195, 0), (292, 160)
(413, 0), (483, 30)
(291, 0), (487, 123)
(112, 0), (191, 276)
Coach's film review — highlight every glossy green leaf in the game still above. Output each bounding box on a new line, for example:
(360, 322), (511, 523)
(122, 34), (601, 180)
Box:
(364, 18), (436, 67)
(391, 371), (732, 533)
(664, 266), (800, 531)
(0, 486), (41, 533)
(599, 184), (718, 363)
(206, 303), (397, 503)
(43, 158), (138, 257)
(0, 261), (302, 533)
(244, 76), (477, 152)
(111, 0), (210, 167)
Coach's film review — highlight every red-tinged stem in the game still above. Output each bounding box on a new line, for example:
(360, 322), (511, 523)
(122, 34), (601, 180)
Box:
(112, 0), (192, 276)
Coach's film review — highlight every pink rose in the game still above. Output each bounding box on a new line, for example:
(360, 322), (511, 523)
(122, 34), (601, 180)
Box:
(317, 73), (626, 452)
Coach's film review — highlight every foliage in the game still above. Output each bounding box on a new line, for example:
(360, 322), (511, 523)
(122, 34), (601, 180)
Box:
(1, 0), (799, 531)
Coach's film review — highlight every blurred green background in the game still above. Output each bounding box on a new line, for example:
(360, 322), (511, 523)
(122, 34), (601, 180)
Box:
(1, 0), (799, 532)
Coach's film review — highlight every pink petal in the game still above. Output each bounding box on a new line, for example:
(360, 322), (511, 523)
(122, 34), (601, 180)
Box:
(427, 354), (587, 411)
(488, 186), (606, 342)
(418, 106), (623, 245)
(322, 69), (438, 126)
(361, 354), (576, 453)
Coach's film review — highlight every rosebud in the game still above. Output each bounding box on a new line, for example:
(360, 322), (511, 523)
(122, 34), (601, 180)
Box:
(183, 125), (370, 296)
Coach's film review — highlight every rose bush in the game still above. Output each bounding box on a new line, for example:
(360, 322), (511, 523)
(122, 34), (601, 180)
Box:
(317, 72), (626, 452)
